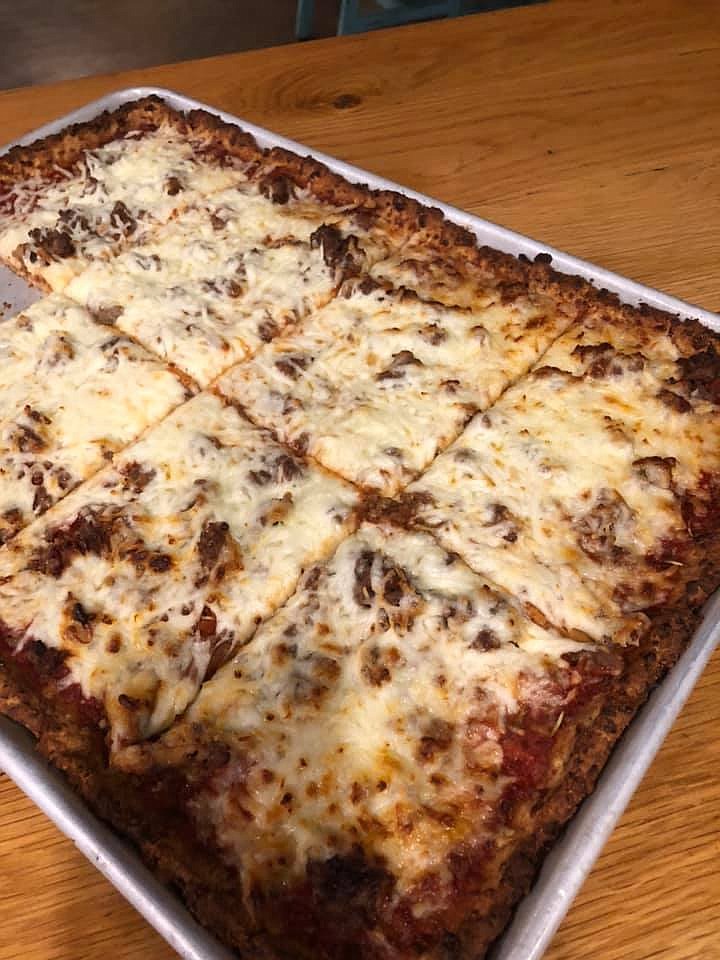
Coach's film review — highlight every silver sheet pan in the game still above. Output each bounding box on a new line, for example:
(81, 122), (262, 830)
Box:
(1, 87), (718, 960)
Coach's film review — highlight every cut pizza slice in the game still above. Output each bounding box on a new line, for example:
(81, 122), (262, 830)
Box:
(0, 293), (191, 546)
(217, 276), (574, 495)
(64, 216), (362, 386)
(241, 147), (603, 314)
(117, 521), (644, 959)
(0, 391), (358, 750)
(0, 97), (263, 291)
(408, 304), (720, 644)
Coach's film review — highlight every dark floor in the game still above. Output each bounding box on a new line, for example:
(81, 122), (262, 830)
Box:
(0, 0), (340, 91)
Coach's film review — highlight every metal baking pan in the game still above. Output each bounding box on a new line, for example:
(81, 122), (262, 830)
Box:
(0, 87), (718, 960)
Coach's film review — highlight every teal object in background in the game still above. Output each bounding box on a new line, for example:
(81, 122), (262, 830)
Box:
(296, 0), (545, 39)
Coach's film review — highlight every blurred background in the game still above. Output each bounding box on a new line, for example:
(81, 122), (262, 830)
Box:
(1, 0), (541, 91)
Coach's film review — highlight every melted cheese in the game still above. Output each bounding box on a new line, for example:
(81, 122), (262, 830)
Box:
(129, 523), (587, 899)
(0, 123), (249, 291)
(219, 283), (571, 495)
(65, 218), (340, 386)
(411, 316), (720, 643)
(192, 187), (333, 247)
(0, 294), (189, 545)
(0, 392), (358, 746)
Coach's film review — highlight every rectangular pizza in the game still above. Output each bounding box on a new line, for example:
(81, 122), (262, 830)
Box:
(0, 95), (718, 960)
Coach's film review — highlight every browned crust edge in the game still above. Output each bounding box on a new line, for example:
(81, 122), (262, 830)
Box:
(2, 94), (715, 347)
(252, 145), (643, 326)
(0, 651), (263, 959)
(0, 96), (262, 190)
(0, 588), (711, 960)
(452, 596), (705, 960)
(0, 250), (51, 292)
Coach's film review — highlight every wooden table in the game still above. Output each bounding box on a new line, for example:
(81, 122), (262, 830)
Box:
(0, 1), (718, 957)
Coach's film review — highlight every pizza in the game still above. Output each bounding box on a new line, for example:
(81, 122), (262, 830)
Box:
(64, 208), (361, 386)
(116, 522), (629, 957)
(0, 95), (718, 960)
(0, 390), (357, 749)
(0, 293), (190, 546)
(218, 276), (573, 495)
(0, 99), (262, 292)
(407, 304), (720, 645)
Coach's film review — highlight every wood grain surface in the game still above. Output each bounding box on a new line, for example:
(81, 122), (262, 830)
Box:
(1, 0), (719, 958)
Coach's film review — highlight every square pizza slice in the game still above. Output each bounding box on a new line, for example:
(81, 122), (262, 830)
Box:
(115, 521), (688, 960)
(408, 303), (720, 644)
(64, 213), (364, 386)
(0, 391), (358, 752)
(0, 293), (191, 545)
(0, 97), (263, 292)
(217, 275), (575, 496)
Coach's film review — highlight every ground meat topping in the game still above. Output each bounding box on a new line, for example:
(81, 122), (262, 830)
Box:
(61, 593), (95, 645)
(28, 227), (76, 260)
(91, 305), (124, 326)
(257, 318), (280, 342)
(572, 342), (645, 378)
(361, 642), (404, 686)
(0, 508), (23, 545)
(110, 200), (137, 235)
(353, 550), (375, 607)
(273, 453), (304, 483)
(165, 175), (183, 195)
(676, 348), (720, 403)
(58, 208), (91, 233)
(471, 628), (501, 651)
(259, 171), (294, 205)
(248, 468), (272, 486)
(10, 422), (47, 453)
(205, 630), (237, 681)
(419, 323), (447, 345)
(275, 355), (309, 379)
(309, 224), (360, 279)
(28, 507), (116, 578)
(120, 461), (156, 494)
(575, 488), (634, 562)
(482, 502), (520, 542)
(196, 604), (217, 638)
(376, 351), (424, 382)
(197, 520), (231, 571)
(417, 717), (454, 762)
(32, 483), (53, 514)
